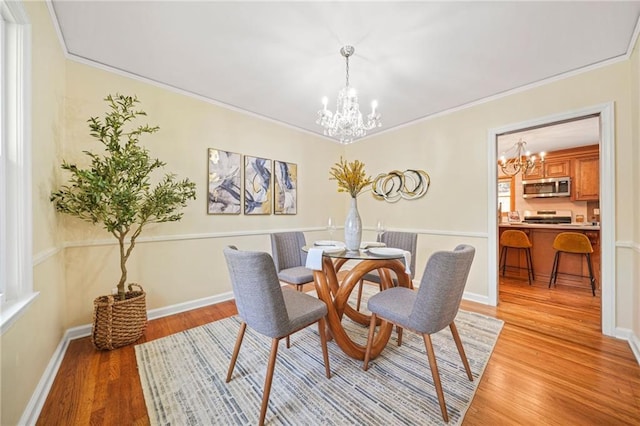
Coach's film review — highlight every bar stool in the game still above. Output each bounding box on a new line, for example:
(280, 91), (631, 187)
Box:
(548, 232), (596, 296)
(499, 230), (534, 285)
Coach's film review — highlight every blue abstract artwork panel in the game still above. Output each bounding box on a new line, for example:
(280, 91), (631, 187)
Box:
(274, 160), (297, 214)
(208, 149), (241, 214)
(244, 156), (272, 215)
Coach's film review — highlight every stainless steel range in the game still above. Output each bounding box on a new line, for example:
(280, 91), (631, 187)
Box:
(522, 210), (572, 224)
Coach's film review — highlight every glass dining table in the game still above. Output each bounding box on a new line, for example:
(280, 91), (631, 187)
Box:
(303, 245), (412, 361)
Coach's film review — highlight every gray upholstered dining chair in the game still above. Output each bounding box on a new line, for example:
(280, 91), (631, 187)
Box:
(270, 231), (314, 292)
(362, 244), (475, 423)
(223, 246), (331, 426)
(356, 231), (418, 311)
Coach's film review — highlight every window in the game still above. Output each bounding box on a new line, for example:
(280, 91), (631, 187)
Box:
(1, 0), (36, 334)
(0, 7), (5, 303)
(498, 176), (515, 218)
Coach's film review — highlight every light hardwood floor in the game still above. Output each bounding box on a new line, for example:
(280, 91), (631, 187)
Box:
(37, 277), (640, 425)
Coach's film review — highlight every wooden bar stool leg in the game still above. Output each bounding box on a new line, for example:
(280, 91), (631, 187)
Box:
(553, 252), (562, 286)
(524, 248), (532, 286)
(549, 252), (560, 288)
(500, 246), (508, 276)
(585, 253), (596, 296)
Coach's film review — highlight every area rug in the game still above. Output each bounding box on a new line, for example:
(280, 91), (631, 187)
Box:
(135, 287), (503, 425)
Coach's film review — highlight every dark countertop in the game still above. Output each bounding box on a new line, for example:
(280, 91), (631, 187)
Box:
(499, 222), (600, 231)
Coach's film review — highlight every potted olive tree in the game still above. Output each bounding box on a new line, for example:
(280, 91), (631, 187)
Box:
(51, 94), (197, 350)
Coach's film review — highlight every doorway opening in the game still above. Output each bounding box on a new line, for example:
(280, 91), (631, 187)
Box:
(487, 103), (615, 336)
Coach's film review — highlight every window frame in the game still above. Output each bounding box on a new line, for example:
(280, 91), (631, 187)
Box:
(498, 176), (516, 218)
(0, 0), (37, 334)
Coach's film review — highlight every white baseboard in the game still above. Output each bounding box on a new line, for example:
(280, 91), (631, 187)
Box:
(630, 334), (640, 365)
(612, 327), (640, 366)
(19, 290), (235, 424)
(463, 291), (491, 305)
(148, 291), (235, 321)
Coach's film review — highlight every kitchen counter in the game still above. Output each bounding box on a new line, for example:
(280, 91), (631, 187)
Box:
(499, 222), (600, 231)
(499, 224), (600, 292)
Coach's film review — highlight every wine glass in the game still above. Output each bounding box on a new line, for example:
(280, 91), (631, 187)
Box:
(376, 220), (385, 241)
(327, 216), (336, 240)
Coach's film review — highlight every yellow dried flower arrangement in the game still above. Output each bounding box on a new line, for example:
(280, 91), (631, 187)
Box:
(329, 157), (372, 198)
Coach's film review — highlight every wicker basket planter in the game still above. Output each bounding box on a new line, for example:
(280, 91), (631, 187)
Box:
(91, 284), (148, 350)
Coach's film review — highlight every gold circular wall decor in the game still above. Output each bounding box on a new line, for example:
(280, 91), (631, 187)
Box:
(371, 169), (430, 202)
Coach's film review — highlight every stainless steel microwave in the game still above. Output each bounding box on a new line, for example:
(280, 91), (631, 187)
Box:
(522, 177), (571, 199)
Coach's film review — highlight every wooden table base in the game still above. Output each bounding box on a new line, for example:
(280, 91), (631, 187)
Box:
(313, 256), (412, 360)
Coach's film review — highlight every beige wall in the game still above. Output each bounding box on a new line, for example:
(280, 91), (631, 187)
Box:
(3, 1), (639, 424)
(631, 31), (640, 344)
(346, 59), (637, 328)
(61, 61), (344, 326)
(0, 1), (67, 425)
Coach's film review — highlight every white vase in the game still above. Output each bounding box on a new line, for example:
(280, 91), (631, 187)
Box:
(344, 197), (362, 251)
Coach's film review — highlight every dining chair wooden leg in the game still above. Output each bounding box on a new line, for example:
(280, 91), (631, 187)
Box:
(423, 333), (449, 423)
(356, 279), (364, 311)
(396, 326), (403, 346)
(286, 335), (290, 348)
(226, 322), (247, 382)
(318, 317), (331, 378)
(259, 338), (280, 426)
(449, 322), (473, 381)
(363, 313), (378, 371)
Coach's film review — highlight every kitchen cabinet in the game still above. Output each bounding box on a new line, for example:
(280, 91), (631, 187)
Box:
(519, 144), (599, 201)
(523, 158), (570, 180)
(573, 154), (599, 201)
(544, 159), (571, 178)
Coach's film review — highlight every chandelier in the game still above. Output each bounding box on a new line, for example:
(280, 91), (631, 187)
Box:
(499, 139), (545, 176)
(316, 45), (382, 144)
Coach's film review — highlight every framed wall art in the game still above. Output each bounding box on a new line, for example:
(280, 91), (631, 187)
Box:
(207, 148), (241, 214)
(244, 156), (272, 215)
(274, 160), (297, 215)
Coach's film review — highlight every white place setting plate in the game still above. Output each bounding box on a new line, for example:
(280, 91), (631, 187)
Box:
(314, 240), (344, 247)
(360, 241), (386, 249)
(321, 246), (346, 254)
(367, 247), (405, 257)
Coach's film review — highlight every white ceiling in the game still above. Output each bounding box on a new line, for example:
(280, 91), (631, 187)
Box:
(497, 115), (600, 158)
(50, 1), (640, 146)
